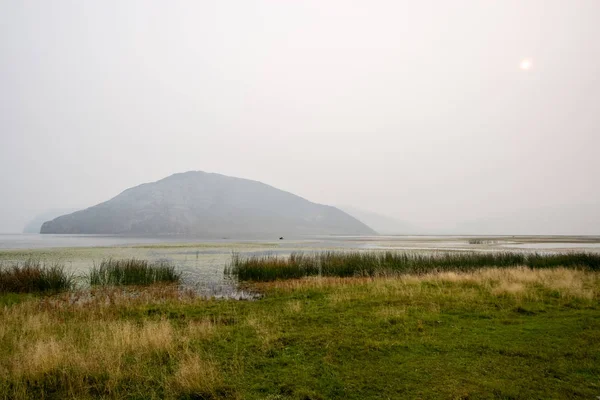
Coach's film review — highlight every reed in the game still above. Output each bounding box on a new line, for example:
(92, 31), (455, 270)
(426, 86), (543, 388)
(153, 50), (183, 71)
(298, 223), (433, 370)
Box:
(89, 258), (180, 286)
(468, 239), (498, 244)
(0, 260), (73, 293)
(228, 251), (600, 281)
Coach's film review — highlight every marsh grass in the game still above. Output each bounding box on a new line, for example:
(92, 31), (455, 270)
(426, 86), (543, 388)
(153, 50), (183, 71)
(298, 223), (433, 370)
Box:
(468, 239), (498, 244)
(0, 267), (599, 399)
(89, 258), (180, 286)
(0, 260), (73, 294)
(228, 251), (600, 281)
(254, 267), (599, 300)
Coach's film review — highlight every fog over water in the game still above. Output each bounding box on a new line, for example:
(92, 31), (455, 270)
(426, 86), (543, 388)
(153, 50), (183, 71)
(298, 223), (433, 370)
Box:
(1, 1), (599, 234)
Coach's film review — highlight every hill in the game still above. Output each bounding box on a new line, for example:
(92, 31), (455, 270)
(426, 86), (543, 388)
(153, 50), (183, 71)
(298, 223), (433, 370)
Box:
(40, 171), (376, 237)
(23, 209), (80, 234)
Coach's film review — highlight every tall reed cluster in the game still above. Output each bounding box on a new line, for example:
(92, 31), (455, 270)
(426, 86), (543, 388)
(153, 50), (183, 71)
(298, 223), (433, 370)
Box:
(89, 258), (180, 286)
(1, 258), (181, 294)
(228, 251), (600, 282)
(0, 260), (74, 293)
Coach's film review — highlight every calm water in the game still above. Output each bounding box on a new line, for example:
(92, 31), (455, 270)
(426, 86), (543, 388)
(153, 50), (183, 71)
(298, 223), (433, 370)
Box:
(0, 234), (245, 249)
(501, 242), (600, 249)
(2, 234), (599, 297)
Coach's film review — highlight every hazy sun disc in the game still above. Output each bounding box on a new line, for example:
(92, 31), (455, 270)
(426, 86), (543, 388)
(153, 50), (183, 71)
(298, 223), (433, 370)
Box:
(520, 58), (533, 70)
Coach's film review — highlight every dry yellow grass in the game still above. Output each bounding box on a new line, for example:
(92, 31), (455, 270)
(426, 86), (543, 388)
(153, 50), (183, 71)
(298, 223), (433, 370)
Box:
(185, 318), (216, 340)
(286, 299), (302, 313)
(0, 294), (224, 399)
(256, 267), (599, 301)
(21, 312), (51, 334)
(13, 338), (70, 377)
(38, 283), (188, 311)
(327, 290), (359, 304)
(491, 281), (527, 296)
(7, 319), (175, 382)
(246, 312), (280, 350)
(170, 352), (222, 396)
(101, 319), (174, 353)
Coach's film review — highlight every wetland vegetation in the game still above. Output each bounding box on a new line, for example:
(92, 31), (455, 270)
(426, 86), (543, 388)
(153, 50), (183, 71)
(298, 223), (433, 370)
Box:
(468, 239), (499, 245)
(1, 248), (599, 399)
(89, 258), (180, 286)
(0, 258), (180, 294)
(228, 251), (600, 282)
(1, 265), (599, 399)
(0, 260), (73, 294)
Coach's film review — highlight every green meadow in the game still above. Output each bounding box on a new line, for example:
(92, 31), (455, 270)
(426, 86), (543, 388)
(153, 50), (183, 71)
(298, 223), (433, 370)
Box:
(0, 248), (599, 399)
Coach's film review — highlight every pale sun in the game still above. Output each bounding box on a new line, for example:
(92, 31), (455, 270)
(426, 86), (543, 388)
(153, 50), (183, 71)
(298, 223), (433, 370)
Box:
(519, 58), (533, 71)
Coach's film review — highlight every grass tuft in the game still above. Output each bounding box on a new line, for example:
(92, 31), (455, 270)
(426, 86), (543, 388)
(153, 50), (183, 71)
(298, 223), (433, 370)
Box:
(228, 251), (600, 281)
(0, 260), (73, 294)
(468, 239), (498, 244)
(89, 258), (180, 286)
(170, 353), (223, 397)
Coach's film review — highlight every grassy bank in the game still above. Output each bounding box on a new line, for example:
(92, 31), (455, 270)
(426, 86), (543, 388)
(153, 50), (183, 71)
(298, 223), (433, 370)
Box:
(228, 251), (600, 281)
(1, 267), (599, 399)
(89, 258), (180, 286)
(0, 260), (73, 294)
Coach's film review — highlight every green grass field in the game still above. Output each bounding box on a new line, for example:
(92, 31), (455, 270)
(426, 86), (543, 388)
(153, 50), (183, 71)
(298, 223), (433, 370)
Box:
(1, 266), (598, 399)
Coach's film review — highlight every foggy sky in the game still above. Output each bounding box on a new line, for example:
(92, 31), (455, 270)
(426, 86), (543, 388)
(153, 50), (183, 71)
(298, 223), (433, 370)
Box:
(1, 0), (599, 234)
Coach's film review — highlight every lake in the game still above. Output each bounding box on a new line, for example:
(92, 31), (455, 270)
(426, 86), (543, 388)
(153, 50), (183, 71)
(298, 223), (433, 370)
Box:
(1, 234), (599, 297)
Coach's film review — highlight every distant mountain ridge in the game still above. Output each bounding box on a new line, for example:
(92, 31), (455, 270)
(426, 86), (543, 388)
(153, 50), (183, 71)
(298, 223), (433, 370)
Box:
(23, 208), (80, 234)
(40, 171), (376, 237)
(338, 205), (418, 235)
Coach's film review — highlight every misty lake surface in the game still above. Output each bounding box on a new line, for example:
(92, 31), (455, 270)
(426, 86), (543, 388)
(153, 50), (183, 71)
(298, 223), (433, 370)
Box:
(501, 242), (600, 249)
(1, 234), (600, 297)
